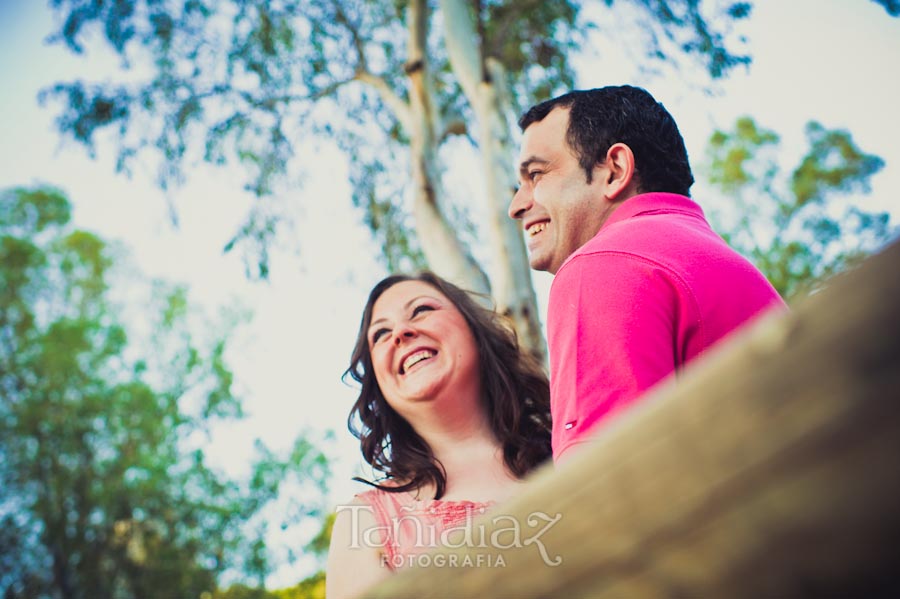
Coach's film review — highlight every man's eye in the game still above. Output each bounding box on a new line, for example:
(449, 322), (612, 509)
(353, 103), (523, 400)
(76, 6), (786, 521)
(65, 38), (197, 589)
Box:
(412, 304), (435, 317)
(371, 328), (389, 344)
(528, 170), (543, 181)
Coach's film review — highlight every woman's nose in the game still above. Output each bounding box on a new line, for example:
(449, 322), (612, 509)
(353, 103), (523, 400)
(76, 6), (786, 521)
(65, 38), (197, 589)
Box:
(393, 323), (417, 345)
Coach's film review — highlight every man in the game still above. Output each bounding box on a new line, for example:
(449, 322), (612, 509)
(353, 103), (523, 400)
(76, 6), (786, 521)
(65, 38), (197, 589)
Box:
(509, 86), (785, 462)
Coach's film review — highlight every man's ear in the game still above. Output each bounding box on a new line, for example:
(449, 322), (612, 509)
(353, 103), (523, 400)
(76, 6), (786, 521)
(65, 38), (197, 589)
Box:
(600, 143), (636, 201)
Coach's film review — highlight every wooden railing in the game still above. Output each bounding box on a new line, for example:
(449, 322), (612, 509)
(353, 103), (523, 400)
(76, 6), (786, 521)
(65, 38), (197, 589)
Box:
(366, 240), (900, 598)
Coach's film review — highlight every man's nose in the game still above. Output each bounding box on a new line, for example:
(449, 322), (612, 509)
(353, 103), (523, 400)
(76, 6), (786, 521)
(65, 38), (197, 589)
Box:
(508, 185), (532, 219)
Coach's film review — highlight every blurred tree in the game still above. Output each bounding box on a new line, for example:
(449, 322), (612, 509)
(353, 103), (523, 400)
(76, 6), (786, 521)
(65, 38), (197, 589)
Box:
(272, 571), (326, 599)
(302, 512), (335, 559)
(215, 512), (332, 599)
(41, 0), (754, 360)
(703, 117), (893, 300)
(212, 583), (279, 599)
(271, 512), (333, 599)
(0, 186), (331, 598)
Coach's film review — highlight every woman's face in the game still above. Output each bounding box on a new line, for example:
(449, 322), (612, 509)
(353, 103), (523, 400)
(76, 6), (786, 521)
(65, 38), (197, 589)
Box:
(367, 280), (480, 413)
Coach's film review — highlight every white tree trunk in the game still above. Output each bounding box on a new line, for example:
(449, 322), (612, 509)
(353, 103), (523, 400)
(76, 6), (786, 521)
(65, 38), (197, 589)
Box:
(405, 0), (490, 295)
(440, 0), (546, 361)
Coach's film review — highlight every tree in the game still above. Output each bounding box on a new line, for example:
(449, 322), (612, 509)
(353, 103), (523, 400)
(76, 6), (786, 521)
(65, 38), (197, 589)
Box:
(213, 512), (332, 599)
(41, 0), (754, 360)
(270, 512), (333, 599)
(0, 186), (331, 598)
(703, 117), (893, 299)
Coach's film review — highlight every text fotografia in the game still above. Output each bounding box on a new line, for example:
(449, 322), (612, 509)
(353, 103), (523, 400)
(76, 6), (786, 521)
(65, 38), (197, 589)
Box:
(336, 504), (562, 567)
(383, 552), (507, 569)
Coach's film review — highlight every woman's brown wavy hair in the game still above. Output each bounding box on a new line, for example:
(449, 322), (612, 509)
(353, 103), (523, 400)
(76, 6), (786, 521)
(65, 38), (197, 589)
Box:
(344, 272), (551, 499)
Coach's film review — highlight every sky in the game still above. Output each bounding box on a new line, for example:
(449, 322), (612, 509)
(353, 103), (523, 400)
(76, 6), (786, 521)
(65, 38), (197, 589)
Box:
(1, 0), (898, 587)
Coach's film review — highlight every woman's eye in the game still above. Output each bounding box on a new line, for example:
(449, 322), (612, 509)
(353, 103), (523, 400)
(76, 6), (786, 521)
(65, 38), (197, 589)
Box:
(371, 328), (389, 344)
(412, 304), (435, 317)
(528, 170), (542, 182)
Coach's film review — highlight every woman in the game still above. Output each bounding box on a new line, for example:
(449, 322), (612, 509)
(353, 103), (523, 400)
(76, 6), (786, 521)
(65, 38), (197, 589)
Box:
(326, 272), (551, 598)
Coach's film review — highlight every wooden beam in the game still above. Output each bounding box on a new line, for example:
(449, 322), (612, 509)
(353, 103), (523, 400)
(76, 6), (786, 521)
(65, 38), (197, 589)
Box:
(366, 240), (900, 598)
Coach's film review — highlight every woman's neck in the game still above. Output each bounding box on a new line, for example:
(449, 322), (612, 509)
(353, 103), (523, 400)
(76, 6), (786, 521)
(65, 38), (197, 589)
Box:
(409, 420), (525, 504)
(396, 385), (527, 503)
(400, 381), (489, 452)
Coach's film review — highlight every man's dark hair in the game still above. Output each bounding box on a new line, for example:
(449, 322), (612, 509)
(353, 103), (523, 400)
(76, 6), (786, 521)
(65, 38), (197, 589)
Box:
(344, 272), (552, 500)
(519, 85), (694, 196)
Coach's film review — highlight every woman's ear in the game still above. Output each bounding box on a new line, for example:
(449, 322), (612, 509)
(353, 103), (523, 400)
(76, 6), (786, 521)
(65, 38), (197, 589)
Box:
(601, 143), (637, 201)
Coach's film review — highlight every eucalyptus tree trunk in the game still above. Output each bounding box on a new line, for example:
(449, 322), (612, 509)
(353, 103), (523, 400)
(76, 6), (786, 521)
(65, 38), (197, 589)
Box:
(351, 0), (544, 360)
(439, 0), (546, 362)
(404, 0), (491, 295)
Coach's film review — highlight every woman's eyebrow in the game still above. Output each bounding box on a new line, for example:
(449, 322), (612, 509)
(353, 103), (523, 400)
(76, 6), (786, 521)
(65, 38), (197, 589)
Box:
(368, 295), (440, 330)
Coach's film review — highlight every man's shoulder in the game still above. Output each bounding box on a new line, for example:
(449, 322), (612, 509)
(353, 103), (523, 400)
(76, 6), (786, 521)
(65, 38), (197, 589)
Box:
(549, 241), (678, 307)
(553, 218), (682, 282)
(549, 211), (731, 301)
(567, 201), (735, 272)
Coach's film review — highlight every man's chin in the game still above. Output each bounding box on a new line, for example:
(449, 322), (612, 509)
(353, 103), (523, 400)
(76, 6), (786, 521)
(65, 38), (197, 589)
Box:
(528, 254), (553, 273)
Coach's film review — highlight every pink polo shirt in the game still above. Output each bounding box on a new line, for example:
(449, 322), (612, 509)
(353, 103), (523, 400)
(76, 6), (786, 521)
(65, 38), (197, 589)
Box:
(548, 193), (785, 461)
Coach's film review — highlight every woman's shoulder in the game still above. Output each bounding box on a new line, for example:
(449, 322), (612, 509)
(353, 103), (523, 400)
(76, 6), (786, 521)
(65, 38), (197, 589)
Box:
(347, 480), (416, 517)
(349, 479), (498, 514)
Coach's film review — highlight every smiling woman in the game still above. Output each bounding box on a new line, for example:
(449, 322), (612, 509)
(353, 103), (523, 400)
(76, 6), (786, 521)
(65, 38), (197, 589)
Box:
(366, 279), (481, 410)
(325, 272), (552, 598)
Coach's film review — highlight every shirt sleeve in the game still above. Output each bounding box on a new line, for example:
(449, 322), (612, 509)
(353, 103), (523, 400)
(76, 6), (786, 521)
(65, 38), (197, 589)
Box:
(548, 251), (688, 459)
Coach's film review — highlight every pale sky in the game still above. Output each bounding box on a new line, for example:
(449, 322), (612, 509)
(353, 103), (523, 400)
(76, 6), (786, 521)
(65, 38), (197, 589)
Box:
(1, 0), (898, 587)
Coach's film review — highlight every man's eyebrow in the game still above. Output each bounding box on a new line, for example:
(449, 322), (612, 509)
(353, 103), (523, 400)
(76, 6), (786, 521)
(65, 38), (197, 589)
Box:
(519, 156), (549, 175)
(368, 295), (440, 332)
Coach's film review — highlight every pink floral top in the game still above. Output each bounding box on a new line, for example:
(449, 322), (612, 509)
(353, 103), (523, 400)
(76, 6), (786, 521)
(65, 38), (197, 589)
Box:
(356, 487), (493, 570)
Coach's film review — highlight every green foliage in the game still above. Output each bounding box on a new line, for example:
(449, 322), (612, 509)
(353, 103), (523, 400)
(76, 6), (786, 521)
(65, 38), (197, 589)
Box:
(218, 509), (334, 599)
(304, 512), (335, 559)
(0, 186), (331, 598)
(212, 583), (280, 599)
(272, 570), (326, 599)
(42, 0), (752, 277)
(612, 0), (752, 79)
(704, 117), (892, 300)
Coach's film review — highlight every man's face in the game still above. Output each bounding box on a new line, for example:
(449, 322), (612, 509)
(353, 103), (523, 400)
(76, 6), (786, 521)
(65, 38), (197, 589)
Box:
(508, 107), (614, 274)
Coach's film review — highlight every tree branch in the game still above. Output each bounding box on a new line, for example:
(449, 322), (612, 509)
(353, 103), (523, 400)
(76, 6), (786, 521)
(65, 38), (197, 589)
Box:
(328, 0), (412, 132)
(354, 71), (412, 132)
(331, 0), (369, 73)
(439, 118), (469, 144)
(439, 0), (483, 101)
